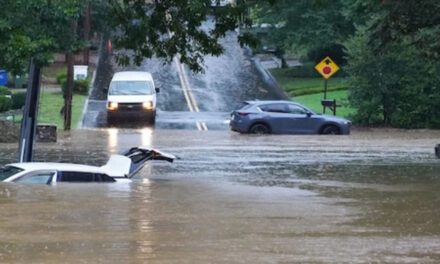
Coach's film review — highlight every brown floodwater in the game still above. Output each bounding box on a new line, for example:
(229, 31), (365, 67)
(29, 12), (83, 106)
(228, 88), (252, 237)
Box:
(0, 128), (439, 263)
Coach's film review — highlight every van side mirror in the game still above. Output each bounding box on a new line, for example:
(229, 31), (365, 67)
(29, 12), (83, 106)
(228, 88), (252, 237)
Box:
(155, 87), (160, 93)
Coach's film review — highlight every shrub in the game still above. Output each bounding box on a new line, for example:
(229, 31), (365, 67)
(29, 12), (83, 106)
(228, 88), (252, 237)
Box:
(56, 71), (67, 84)
(11, 92), (27, 109)
(74, 79), (90, 94)
(61, 79), (90, 96)
(0, 86), (11, 96)
(0, 95), (12, 112)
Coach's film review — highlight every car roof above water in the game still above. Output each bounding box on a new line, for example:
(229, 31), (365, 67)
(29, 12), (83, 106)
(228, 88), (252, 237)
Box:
(8, 162), (103, 173)
(244, 100), (302, 106)
(111, 71), (153, 82)
(245, 100), (298, 104)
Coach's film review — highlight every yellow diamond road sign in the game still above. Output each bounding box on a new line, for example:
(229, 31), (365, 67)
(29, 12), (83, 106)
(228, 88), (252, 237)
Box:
(315, 56), (339, 79)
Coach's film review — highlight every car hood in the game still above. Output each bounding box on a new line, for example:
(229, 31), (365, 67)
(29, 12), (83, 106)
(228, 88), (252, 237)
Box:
(319, 114), (351, 124)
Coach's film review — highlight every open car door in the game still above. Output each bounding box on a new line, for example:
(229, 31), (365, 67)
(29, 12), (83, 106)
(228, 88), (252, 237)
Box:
(123, 147), (175, 177)
(101, 147), (175, 178)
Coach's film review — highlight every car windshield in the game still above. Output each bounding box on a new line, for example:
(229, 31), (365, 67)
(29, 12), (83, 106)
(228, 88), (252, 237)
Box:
(240, 104), (253, 111)
(0, 166), (24, 181)
(109, 81), (153, 95)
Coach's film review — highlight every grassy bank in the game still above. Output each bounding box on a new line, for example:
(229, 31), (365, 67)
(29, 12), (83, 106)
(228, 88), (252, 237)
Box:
(38, 92), (87, 129)
(269, 68), (347, 96)
(294, 90), (354, 118)
(268, 67), (355, 118)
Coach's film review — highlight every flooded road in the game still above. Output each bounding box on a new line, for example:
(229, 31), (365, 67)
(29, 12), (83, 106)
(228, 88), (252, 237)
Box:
(1, 129), (440, 263)
(4, 19), (440, 264)
(82, 30), (286, 129)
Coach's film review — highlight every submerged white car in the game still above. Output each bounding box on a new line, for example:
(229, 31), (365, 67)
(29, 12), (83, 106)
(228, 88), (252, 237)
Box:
(0, 147), (175, 184)
(107, 71), (159, 124)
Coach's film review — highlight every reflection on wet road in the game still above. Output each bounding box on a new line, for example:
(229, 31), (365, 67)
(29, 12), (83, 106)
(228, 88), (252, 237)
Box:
(1, 129), (440, 263)
(82, 99), (230, 130)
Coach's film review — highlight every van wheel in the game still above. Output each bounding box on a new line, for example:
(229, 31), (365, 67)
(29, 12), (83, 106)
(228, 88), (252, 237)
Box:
(321, 125), (340, 135)
(150, 115), (156, 125)
(249, 123), (270, 134)
(107, 116), (115, 126)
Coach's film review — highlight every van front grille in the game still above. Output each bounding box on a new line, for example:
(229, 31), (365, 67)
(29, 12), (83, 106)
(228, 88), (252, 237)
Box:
(118, 103), (143, 111)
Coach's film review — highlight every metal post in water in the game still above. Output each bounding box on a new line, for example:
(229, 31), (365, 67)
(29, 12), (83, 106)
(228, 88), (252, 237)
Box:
(435, 144), (440, 159)
(18, 59), (41, 162)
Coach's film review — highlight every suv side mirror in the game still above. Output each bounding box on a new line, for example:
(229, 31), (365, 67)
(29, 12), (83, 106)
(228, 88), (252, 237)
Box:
(155, 87), (160, 93)
(306, 111), (312, 117)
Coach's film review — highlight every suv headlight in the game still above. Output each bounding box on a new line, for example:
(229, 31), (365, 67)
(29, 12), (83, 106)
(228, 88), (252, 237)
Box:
(142, 101), (153, 110)
(107, 101), (118, 111)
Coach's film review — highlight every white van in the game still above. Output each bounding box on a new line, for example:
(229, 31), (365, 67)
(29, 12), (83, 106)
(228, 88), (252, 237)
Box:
(107, 71), (159, 124)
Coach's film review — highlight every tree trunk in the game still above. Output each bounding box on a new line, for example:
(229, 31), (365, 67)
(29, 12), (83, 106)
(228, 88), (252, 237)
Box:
(64, 52), (74, 131)
(83, 0), (91, 65)
(64, 19), (77, 131)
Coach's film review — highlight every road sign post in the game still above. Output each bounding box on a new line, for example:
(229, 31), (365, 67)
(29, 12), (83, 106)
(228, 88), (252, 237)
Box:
(315, 56), (339, 115)
(323, 79), (328, 113)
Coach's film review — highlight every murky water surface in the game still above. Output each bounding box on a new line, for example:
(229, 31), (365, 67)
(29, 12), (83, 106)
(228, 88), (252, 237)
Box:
(1, 129), (440, 263)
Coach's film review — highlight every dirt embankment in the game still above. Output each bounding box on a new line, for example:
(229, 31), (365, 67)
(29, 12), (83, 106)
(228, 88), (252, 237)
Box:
(0, 121), (20, 143)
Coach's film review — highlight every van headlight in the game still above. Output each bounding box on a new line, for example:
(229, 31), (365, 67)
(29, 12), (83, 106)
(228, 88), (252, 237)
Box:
(107, 101), (118, 111)
(142, 101), (154, 110)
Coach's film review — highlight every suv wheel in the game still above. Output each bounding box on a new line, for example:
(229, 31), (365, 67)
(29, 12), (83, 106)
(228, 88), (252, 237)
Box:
(249, 123), (270, 134)
(321, 125), (340, 135)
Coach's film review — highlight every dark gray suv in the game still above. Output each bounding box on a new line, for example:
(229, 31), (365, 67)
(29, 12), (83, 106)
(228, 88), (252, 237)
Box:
(230, 100), (351, 135)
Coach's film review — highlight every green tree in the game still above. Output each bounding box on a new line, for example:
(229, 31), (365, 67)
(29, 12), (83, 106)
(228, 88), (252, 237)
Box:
(0, 0), (89, 130)
(0, 0), (86, 73)
(344, 0), (440, 128)
(250, 0), (355, 62)
(108, 0), (264, 72)
(1, 0), (274, 74)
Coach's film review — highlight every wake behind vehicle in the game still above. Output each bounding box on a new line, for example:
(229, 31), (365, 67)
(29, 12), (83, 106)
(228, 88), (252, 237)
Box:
(0, 147), (175, 184)
(107, 71), (159, 125)
(230, 100), (351, 135)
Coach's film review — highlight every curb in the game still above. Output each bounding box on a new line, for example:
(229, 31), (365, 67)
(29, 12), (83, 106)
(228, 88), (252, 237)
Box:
(79, 34), (108, 129)
(251, 55), (289, 100)
(78, 68), (96, 129)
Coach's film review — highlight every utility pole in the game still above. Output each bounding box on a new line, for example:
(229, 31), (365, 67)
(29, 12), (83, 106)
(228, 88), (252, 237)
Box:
(83, 0), (91, 65)
(64, 19), (78, 131)
(18, 59), (41, 162)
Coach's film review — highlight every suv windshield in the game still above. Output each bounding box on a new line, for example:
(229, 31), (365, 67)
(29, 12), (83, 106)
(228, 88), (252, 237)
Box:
(0, 166), (24, 181)
(109, 81), (153, 95)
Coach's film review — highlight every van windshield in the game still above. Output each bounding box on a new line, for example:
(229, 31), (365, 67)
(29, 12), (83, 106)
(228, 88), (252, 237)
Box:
(109, 81), (154, 95)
